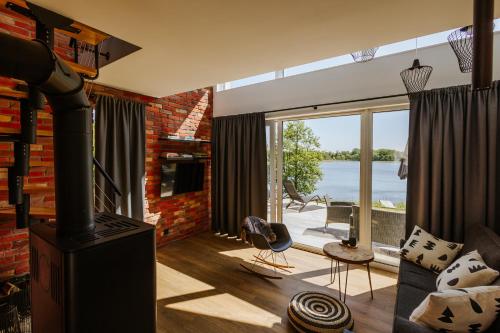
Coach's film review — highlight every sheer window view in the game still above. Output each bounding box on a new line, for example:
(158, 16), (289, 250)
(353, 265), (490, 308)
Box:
(279, 111), (408, 266)
(371, 110), (408, 265)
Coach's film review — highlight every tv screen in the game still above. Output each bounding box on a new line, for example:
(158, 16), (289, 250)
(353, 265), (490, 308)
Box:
(160, 161), (205, 197)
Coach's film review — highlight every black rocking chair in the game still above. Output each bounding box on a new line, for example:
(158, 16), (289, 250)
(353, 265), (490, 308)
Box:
(240, 219), (294, 279)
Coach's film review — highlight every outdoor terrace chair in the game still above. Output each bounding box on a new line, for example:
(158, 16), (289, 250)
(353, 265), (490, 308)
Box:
(240, 216), (294, 279)
(324, 200), (355, 232)
(283, 180), (322, 212)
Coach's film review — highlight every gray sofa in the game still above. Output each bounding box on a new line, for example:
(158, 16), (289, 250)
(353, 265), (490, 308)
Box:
(393, 224), (500, 333)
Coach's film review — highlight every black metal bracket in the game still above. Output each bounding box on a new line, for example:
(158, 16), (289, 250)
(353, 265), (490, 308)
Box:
(82, 44), (100, 80)
(20, 86), (43, 144)
(5, 2), (36, 20)
(15, 194), (30, 229)
(14, 142), (30, 176)
(8, 167), (23, 205)
(0, 134), (20, 142)
(68, 39), (103, 80)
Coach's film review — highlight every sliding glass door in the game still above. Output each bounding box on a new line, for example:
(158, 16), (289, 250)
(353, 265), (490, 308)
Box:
(280, 115), (361, 249)
(267, 106), (409, 267)
(371, 110), (409, 266)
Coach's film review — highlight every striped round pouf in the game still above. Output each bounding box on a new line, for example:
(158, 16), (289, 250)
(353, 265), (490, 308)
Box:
(288, 291), (354, 333)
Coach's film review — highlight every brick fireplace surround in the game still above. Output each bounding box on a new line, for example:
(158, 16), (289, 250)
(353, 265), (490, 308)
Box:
(0, 8), (212, 279)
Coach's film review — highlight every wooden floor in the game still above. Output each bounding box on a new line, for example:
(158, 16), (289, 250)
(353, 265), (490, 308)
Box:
(156, 232), (398, 333)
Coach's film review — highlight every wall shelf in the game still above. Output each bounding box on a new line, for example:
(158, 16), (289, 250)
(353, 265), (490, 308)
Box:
(160, 156), (210, 162)
(159, 136), (211, 144)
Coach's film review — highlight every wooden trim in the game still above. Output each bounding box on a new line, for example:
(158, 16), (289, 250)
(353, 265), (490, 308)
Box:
(0, 87), (28, 100)
(56, 22), (109, 46)
(0, 159), (53, 167)
(0, 126), (53, 137)
(0, 184), (54, 193)
(0, 206), (55, 219)
(64, 60), (97, 77)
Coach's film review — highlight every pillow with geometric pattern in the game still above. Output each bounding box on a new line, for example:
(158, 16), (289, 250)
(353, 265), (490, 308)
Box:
(410, 285), (500, 333)
(436, 250), (499, 291)
(401, 226), (463, 273)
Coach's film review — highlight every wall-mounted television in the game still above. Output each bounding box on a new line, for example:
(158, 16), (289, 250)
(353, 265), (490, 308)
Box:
(160, 160), (205, 197)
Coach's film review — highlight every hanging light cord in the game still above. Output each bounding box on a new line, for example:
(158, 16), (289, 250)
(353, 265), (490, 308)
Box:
(415, 38), (418, 59)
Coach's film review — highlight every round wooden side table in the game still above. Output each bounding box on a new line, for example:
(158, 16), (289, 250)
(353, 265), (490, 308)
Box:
(323, 242), (374, 302)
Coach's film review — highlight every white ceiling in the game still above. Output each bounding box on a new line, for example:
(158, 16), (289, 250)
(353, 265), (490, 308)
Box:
(34, 0), (500, 97)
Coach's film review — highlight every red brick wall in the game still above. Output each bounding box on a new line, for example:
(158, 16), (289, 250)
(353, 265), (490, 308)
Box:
(91, 84), (212, 248)
(0, 8), (212, 279)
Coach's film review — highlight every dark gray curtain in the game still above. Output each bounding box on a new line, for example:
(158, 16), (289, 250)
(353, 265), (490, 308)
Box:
(406, 81), (500, 241)
(95, 95), (146, 221)
(212, 113), (267, 237)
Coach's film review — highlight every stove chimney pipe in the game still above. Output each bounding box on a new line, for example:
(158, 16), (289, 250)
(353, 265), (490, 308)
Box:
(0, 32), (94, 236)
(472, 0), (494, 90)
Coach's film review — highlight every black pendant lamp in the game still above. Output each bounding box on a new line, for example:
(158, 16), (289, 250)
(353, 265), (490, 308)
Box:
(400, 39), (433, 93)
(447, 23), (495, 73)
(447, 25), (473, 73)
(351, 47), (379, 63)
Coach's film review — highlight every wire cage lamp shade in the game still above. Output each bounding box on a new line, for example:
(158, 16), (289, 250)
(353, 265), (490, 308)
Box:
(400, 59), (433, 94)
(350, 47), (379, 63)
(447, 25), (474, 73)
(447, 24), (495, 73)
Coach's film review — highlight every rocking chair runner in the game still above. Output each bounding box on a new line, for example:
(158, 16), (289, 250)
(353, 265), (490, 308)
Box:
(240, 217), (293, 279)
(283, 180), (322, 212)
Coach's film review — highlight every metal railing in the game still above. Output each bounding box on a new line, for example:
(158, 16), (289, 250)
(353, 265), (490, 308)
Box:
(93, 158), (121, 214)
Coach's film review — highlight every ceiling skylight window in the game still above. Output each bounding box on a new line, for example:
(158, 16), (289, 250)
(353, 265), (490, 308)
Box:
(216, 19), (500, 91)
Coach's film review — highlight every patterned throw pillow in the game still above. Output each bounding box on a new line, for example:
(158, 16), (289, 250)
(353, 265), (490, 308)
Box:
(436, 250), (499, 291)
(401, 226), (463, 273)
(410, 285), (500, 333)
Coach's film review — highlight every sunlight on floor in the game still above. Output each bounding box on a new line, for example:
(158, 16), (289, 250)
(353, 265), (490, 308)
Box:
(302, 266), (397, 297)
(157, 261), (282, 328)
(157, 262), (214, 299)
(165, 293), (282, 328)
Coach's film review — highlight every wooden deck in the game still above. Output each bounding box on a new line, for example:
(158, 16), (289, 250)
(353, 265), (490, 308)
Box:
(281, 200), (401, 266)
(156, 232), (397, 333)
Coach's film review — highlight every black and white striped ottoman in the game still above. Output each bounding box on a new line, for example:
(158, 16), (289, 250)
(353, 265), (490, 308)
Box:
(287, 291), (354, 333)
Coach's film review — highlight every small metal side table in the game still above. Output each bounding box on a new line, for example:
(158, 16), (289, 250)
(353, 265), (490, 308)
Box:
(323, 242), (374, 302)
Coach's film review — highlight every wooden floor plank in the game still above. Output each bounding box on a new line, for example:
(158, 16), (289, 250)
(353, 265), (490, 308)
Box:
(156, 232), (397, 333)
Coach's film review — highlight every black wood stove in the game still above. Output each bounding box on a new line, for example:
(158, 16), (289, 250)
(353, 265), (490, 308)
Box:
(0, 30), (156, 333)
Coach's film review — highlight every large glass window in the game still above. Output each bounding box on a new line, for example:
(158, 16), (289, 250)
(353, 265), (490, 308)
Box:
(268, 107), (409, 267)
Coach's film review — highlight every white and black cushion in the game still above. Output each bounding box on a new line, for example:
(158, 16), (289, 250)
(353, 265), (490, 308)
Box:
(287, 291), (353, 333)
(401, 226), (463, 273)
(436, 250), (499, 291)
(410, 285), (500, 333)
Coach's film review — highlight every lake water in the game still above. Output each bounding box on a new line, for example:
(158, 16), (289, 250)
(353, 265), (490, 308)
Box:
(316, 161), (407, 204)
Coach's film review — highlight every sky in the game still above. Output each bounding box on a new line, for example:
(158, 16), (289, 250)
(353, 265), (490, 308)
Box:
(298, 110), (409, 152)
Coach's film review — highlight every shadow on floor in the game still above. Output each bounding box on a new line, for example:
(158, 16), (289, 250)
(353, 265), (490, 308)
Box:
(285, 204), (325, 213)
(155, 232), (397, 333)
(303, 226), (349, 239)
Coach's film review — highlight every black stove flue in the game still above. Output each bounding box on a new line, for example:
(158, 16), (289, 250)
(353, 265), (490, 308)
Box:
(0, 32), (156, 333)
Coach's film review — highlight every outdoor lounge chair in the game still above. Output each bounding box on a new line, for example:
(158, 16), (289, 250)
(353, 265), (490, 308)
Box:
(240, 216), (293, 279)
(283, 180), (322, 212)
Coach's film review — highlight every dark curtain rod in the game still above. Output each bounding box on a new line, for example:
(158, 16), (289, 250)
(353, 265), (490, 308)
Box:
(88, 92), (149, 105)
(263, 93), (409, 114)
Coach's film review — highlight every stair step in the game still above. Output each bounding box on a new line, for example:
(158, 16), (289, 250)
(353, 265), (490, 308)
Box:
(0, 159), (52, 168)
(0, 184), (54, 193)
(0, 87), (28, 100)
(64, 60), (98, 77)
(0, 126), (52, 137)
(0, 206), (55, 219)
